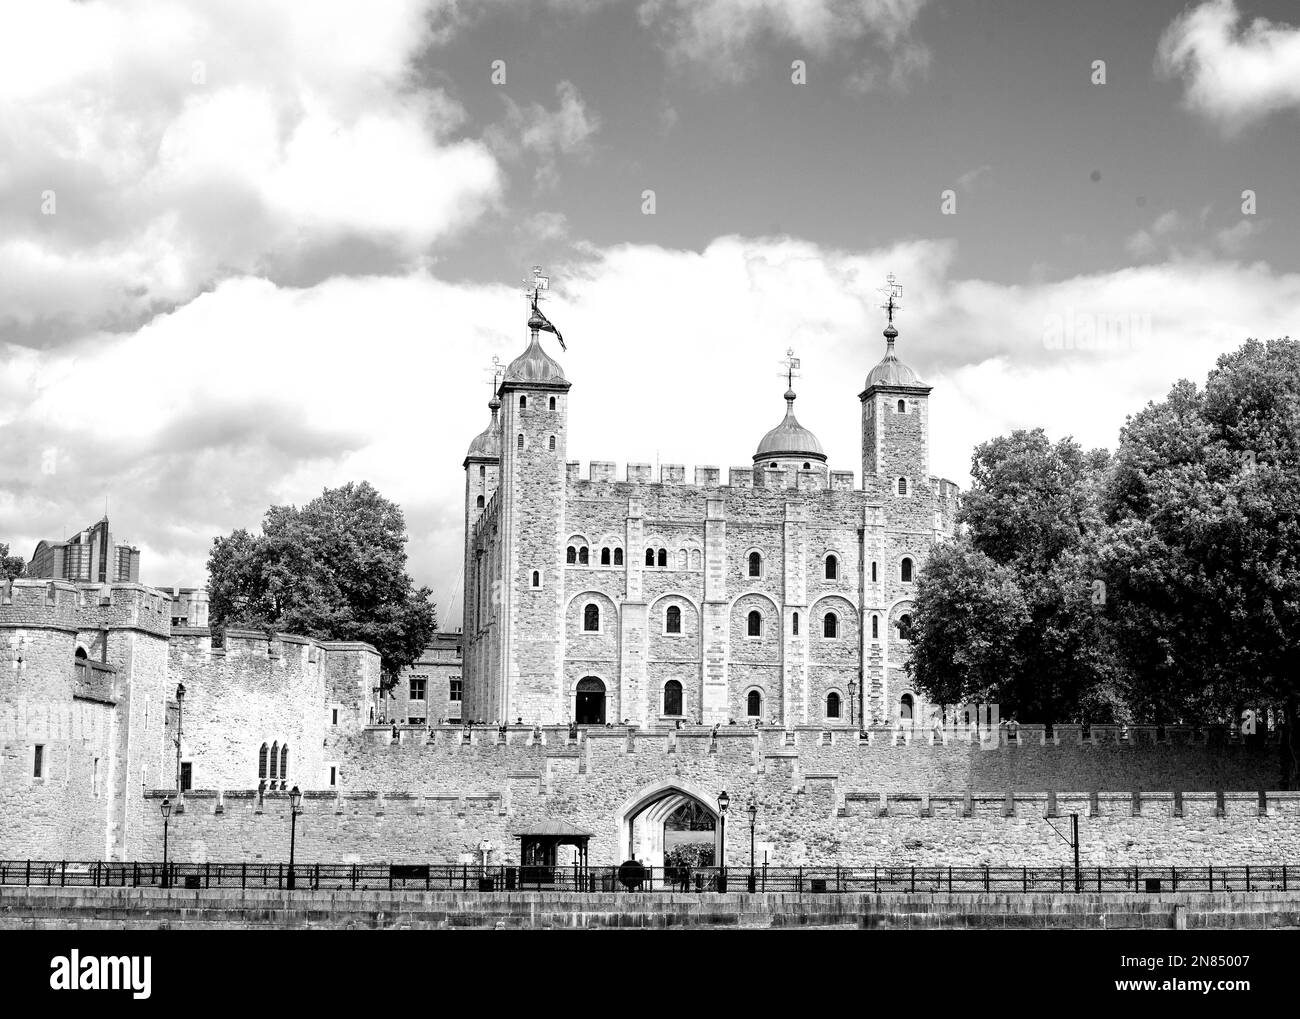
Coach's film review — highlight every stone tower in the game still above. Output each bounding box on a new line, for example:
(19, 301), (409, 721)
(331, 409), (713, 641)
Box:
(462, 390), (501, 723)
(860, 320), (935, 724)
(495, 308), (571, 723)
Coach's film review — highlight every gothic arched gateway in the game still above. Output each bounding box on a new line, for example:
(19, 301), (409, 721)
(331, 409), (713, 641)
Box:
(575, 676), (605, 725)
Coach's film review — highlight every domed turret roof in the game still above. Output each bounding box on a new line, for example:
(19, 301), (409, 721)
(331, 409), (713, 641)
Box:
(753, 388), (827, 463)
(466, 394), (502, 460)
(503, 325), (567, 386)
(864, 325), (929, 390)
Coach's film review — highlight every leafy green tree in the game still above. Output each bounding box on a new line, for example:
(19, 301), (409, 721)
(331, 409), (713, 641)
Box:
(207, 482), (436, 687)
(1099, 338), (1300, 784)
(907, 429), (1119, 723)
(0, 543), (24, 580)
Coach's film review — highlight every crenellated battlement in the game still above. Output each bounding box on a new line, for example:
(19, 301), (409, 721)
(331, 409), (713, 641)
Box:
(0, 579), (172, 638)
(562, 459), (962, 497)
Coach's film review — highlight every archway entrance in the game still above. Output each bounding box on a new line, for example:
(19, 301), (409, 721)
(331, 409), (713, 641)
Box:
(575, 676), (606, 725)
(615, 781), (722, 870)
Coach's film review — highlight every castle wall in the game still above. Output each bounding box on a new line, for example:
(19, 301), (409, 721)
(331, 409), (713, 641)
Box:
(140, 726), (1293, 867)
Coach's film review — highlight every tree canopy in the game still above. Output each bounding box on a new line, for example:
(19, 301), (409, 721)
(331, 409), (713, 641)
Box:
(0, 543), (24, 581)
(206, 482), (437, 684)
(906, 337), (1300, 784)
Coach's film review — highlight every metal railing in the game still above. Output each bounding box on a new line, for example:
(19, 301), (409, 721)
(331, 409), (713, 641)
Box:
(0, 861), (1294, 894)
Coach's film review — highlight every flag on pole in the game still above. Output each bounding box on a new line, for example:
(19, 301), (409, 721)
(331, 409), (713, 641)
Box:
(531, 298), (566, 351)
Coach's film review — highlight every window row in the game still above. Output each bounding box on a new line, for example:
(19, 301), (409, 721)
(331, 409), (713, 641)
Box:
(517, 395), (558, 411)
(257, 741), (291, 788)
(517, 434), (558, 451)
(579, 604), (914, 640)
(566, 545), (624, 566)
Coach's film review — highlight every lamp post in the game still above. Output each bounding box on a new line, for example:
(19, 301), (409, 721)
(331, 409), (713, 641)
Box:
(173, 682), (186, 797)
(848, 680), (857, 729)
(747, 799), (758, 890)
(160, 797), (171, 889)
(717, 789), (730, 889)
(287, 785), (302, 890)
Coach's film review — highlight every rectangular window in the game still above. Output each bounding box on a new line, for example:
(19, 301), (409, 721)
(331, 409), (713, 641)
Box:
(450, 678), (463, 702)
(180, 761), (192, 792)
(92, 757), (100, 796)
(329, 766), (337, 788)
(331, 708), (339, 725)
(409, 676), (426, 701)
(33, 745), (43, 779)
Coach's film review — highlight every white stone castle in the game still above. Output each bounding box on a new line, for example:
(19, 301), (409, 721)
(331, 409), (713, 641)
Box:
(462, 285), (960, 728)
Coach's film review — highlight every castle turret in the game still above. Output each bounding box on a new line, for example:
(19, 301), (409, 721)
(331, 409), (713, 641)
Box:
(860, 322), (932, 486)
(494, 305), (571, 723)
(463, 390), (502, 722)
(753, 385), (828, 482)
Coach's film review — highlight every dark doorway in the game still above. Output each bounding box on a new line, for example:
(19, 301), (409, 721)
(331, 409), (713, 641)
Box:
(575, 677), (606, 724)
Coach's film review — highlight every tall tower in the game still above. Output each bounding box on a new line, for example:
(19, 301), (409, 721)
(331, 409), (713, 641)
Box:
(495, 293), (571, 723)
(462, 385), (502, 722)
(860, 278), (932, 485)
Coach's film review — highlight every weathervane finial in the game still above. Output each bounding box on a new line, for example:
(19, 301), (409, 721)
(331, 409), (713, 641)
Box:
(879, 272), (902, 327)
(522, 265), (550, 305)
(778, 348), (801, 392)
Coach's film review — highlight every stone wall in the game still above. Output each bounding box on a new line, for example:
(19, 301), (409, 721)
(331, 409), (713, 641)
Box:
(139, 785), (1300, 868)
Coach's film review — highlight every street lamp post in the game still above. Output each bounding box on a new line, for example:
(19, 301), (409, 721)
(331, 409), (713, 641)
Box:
(717, 789), (730, 890)
(287, 785), (302, 890)
(848, 680), (857, 730)
(747, 800), (758, 891)
(173, 682), (186, 798)
(160, 797), (172, 889)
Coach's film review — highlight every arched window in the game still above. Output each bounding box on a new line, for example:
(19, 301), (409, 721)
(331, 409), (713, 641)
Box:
(748, 551), (761, 577)
(280, 744), (289, 780)
(548, 435), (556, 451)
(826, 692), (841, 718)
(663, 680), (683, 716)
(549, 396), (556, 411)
(583, 603), (599, 632)
(258, 743), (268, 780)
(614, 548), (623, 566)
(531, 570), (541, 588)
(476, 495), (484, 508)
(823, 612), (838, 638)
(900, 693), (914, 720)
(803, 462), (811, 470)
(871, 561), (878, 583)
(645, 548), (655, 566)
(901, 557), (913, 583)
(567, 546), (577, 564)
(75, 647), (88, 660)
(792, 611), (799, 635)
(657, 548), (667, 568)
(269, 741), (279, 780)
(897, 399), (906, 413)
(600, 547), (611, 566)
(578, 547), (589, 565)
(517, 433), (524, 450)
(479, 465), (485, 478)
(871, 615), (879, 639)
(825, 554), (837, 579)
(898, 477), (908, 496)
(747, 610), (762, 637)
(747, 690), (762, 717)
(519, 395), (527, 409)
(678, 549), (688, 570)
(690, 549), (701, 569)
(666, 605), (681, 633)
(898, 613), (913, 641)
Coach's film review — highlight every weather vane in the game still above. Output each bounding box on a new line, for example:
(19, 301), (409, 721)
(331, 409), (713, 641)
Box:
(778, 347), (802, 389)
(484, 355), (502, 392)
(521, 264), (566, 351)
(880, 273), (902, 326)
(522, 265), (550, 303)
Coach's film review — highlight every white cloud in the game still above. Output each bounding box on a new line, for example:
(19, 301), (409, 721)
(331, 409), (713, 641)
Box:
(1215, 218), (1265, 255)
(638, 0), (930, 86)
(487, 81), (600, 189)
(956, 165), (992, 192)
(4, 236), (1297, 627)
(0, 0), (502, 332)
(1157, 0), (1300, 133)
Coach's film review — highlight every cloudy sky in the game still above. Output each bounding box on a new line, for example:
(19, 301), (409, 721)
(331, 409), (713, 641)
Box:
(2, 0), (1298, 626)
